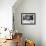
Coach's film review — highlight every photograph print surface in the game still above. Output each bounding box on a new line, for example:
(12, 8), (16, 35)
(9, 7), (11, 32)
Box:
(21, 13), (36, 25)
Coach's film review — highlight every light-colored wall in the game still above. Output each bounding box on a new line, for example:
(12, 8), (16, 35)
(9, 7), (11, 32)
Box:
(0, 0), (16, 30)
(0, 0), (17, 39)
(13, 0), (41, 46)
(41, 0), (46, 46)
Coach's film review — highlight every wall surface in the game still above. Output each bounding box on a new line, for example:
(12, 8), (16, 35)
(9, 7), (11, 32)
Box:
(41, 0), (46, 46)
(0, 0), (16, 30)
(0, 0), (17, 39)
(13, 0), (41, 46)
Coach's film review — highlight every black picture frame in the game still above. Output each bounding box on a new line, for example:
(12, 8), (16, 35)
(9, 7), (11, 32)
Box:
(21, 13), (36, 25)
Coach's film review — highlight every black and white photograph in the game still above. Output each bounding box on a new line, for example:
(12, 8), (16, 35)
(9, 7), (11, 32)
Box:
(21, 13), (36, 25)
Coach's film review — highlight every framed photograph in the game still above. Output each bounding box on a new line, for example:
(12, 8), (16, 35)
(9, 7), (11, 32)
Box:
(21, 13), (36, 25)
